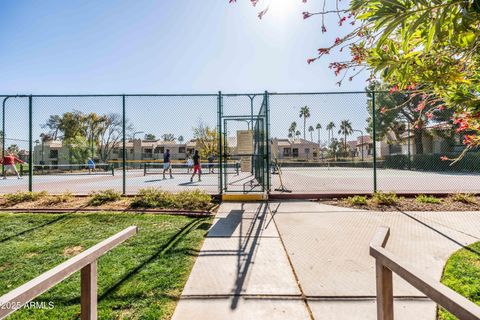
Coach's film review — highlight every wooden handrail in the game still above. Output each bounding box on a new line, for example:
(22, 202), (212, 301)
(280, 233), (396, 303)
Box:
(0, 226), (137, 320)
(370, 226), (480, 320)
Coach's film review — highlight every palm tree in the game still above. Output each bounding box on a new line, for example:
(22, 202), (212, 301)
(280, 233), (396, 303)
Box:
(295, 130), (301, 140)
(299, 106), (311, 140)
(326, 122), (335, 143)
(338, 120), (353, 156)
(308, 126), (315, 141)
(289, 122), (297, 140)
(315, 123), (322, 145)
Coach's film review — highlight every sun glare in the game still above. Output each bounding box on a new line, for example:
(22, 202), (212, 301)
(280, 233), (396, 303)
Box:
(270, 0), (297, 18)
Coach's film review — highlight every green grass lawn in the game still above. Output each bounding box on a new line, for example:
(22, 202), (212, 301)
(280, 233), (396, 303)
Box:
(0, 212), (211, 319)
(438, 241), (480, 320)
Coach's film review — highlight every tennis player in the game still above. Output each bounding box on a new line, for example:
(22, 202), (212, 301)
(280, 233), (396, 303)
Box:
(1, 153), (25, 179)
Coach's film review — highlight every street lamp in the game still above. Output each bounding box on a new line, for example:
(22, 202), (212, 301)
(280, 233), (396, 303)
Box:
(352, 129), (364, 162)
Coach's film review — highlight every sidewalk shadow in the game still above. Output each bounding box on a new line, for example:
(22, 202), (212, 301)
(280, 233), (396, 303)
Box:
(397, 209), (480, 257)
(230, 202), (268, 309)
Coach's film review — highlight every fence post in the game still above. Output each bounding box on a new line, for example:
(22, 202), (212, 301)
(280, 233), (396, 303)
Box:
(372, 91), (377, 193)
(28, 95), (33, 192)
(376, 261), (394, 320)
(122, 95), (126, 195)
(218, 91), (223, 194)
(80, 260), (98, 320)
(1, 97), (8, 178)
(265, 91), (270, 193)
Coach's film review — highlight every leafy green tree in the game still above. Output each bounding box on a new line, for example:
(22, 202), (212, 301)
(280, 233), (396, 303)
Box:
(144, 133), (156, 140)
(299, 106), (311, 140)
(328, 138), (341, 161)
(192, 122), (218, 158)
(178, 135), (184, 144)
(238, 0), (479, 151)
(65, 136), (90, 164)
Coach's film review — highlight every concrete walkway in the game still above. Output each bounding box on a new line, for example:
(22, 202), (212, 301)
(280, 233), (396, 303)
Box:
(172, 201), (480, 320)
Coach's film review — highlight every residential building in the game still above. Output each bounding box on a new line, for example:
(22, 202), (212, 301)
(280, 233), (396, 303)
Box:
(271, 138), (320, 161)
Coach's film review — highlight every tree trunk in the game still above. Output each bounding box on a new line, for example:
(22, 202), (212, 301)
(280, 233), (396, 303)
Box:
(303, 119), (306, 140)
(413, 126), (424, 155)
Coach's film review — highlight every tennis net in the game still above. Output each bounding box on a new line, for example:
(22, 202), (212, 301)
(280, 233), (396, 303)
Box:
(19, 163), (115, 176)
(144, 162), (239, 176)
(276, 161), (381, 170)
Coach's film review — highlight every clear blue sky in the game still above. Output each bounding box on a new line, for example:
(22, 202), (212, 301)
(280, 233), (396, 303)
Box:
(0, 0), (367, 94)
(0, 0), (370, 148)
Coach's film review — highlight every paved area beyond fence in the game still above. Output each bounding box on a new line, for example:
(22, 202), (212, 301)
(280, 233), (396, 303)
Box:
(172, 201), (480, 320)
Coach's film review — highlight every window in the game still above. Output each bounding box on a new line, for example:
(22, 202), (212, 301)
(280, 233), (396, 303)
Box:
(49, 150), (58, 159)
(159, 147), (165, 154)
(305, 148), (310, 154)
(283, 148), (291, 156)
(179, 147), (186, 153)
(292, 148), (299, 157)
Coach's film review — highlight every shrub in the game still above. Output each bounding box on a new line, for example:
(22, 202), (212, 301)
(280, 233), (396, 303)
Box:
(415, 194), (442, 204)
(42, 192), (73, 205)
(371, 192), (398, 206)
(130, 188), (212, 210)
(175, 190), (212, 210)
(346, 195), (367, 206)
(130, 188), (176, 209)
(3, 191), (48, 205)
(88, 189), (122, 206)
(384, 152), (480, 173)
(449, 193), (477, 205)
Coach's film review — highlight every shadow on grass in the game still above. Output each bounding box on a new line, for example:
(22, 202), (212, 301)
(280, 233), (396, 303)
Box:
(98, 218), (208, 302)
(0, 215), (68, 244)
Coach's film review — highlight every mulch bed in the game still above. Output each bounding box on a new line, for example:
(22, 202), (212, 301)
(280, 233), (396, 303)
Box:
(322, 196), (480, 211)
(0, 196), (217, 215)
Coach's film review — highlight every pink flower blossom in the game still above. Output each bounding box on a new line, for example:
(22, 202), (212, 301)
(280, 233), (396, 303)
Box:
(388, 85), (399, 94)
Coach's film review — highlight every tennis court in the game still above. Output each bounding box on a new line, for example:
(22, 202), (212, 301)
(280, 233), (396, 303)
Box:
(1, 163), (479, 194)
(0, 166), (250, 195)
(272, 165), (480, 194)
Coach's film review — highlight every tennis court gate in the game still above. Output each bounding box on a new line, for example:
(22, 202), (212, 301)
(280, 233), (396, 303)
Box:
(218, 92), (270, 194)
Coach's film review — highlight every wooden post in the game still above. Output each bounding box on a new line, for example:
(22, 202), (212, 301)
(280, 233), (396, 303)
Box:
(376, 261), (394, 320)
(81, 261), (97, 320)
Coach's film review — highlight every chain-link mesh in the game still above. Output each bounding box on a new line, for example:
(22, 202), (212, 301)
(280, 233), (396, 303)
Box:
(0, 92), (478, 195)
(269, 92), (374, 194)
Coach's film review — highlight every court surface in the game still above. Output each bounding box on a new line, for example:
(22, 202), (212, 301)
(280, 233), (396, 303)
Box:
(1, 167), (479, 194)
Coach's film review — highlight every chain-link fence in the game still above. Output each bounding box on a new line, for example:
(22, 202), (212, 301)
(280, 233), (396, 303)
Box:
(0, 92), (478, 195)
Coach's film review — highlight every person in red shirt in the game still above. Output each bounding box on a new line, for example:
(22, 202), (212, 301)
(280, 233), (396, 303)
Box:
(1, 153), (25, 179)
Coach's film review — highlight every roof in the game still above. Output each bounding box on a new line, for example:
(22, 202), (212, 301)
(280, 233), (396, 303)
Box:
(347, 140), (357, 149)
(356, 135), (371, 145)
(274, 138), (318, 147)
